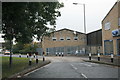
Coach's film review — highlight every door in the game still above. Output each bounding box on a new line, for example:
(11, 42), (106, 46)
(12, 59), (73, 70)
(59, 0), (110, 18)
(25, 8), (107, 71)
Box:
(117, 39), (120, 55)
(104, 40), (113, 55)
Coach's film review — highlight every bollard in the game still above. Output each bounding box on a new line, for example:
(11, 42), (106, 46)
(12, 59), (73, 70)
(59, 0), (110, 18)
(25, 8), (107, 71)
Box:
(43, 55), (45, 61)
(62, 52), (64, 57)
(43, 52), (45, 62)
(111, 54), (114, 63)
(33, 53), (36, 58)
(27, 53), (29, 58)
(98, 53), (100, 61)
(89, 53), (91, 60)
(59, 53), (61, 56)
(56, 52), (57, 56)
(19, 54), (21, 58)
(29, 53), (32, 66)
(36, 52), (38, 64)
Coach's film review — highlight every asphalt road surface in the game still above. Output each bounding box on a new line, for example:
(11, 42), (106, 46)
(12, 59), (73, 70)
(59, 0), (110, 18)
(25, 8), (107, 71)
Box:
(23, 56), (119, 78)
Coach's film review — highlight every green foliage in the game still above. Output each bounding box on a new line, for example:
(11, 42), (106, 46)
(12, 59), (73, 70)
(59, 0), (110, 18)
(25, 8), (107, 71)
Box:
(4, 40), (11, 50)
(2, 57), (36, 78)
(12, 42), (24, 53)
(12, 42), (40, 54)
(2, 2), (64, 44)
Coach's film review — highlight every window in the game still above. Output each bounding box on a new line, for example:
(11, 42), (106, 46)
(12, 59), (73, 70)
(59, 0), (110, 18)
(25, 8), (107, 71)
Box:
(104, 22), (111, 30)
(60, 37), (64, 41)
(74, 37), (78, 40)
(52, 37), (57, 41)
(119, 17), (120, 26)
(66, 37), (71, 40)
(46, 48), (49, 55)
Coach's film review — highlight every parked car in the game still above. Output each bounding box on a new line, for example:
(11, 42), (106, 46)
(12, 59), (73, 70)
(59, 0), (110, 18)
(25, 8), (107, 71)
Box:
(4, 50), (10, 55)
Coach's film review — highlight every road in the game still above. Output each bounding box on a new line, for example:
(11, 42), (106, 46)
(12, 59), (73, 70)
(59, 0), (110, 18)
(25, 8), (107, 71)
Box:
(23, 56), (119, 78)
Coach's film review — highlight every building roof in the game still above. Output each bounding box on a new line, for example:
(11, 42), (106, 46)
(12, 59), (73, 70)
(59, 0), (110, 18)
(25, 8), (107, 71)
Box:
(53, 28), (85, 34)
(87, 29), (102, 34)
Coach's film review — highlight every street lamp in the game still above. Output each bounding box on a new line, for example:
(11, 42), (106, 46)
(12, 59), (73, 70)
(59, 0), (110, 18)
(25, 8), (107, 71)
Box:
(73, 3), (86, 34)
(73, 3), (87, 54)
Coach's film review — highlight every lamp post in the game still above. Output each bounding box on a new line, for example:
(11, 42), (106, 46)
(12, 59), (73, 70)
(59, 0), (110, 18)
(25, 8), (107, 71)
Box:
(73, 3), (86, 34)
(73, 3), (87, 54)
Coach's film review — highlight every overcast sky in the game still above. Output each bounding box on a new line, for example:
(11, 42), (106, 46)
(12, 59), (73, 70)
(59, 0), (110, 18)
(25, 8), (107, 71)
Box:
(0, 0), (117, 42)
(56, 0), (117, 33)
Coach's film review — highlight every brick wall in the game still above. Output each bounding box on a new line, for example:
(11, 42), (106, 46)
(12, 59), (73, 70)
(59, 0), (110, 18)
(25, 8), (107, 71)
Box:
(42, 29), (87, 53)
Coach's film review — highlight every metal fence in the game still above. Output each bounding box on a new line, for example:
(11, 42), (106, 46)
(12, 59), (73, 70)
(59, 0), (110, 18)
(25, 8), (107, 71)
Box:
(36, 45), (102, 56)
(46, 45), (89, 55)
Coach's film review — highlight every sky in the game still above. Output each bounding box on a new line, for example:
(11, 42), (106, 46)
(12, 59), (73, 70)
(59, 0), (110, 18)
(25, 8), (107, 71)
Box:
(0, 0), (117, 42)
(56, 0), (117, 33)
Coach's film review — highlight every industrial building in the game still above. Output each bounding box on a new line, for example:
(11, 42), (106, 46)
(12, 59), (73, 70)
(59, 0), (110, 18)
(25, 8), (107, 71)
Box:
(42, 28), (87, 55)
(102, 1), (120, 55)
(87, 29), (103, 54)
(42, 28), (103, 55)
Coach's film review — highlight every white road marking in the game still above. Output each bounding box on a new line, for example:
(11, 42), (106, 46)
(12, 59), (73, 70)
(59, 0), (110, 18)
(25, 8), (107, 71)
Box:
(24, 63), (51, 76)
(81, 73), (87, 78)
(90, 63), (99, 65)
(70, 64), (74, 67)
(24, 67), (41, 76)
(17, 75), (21, 78)
(80, 63), (92, 67)
(70, 64), (78, 70)
(73, 67), (77, 70)
(84, 64), (92, 67)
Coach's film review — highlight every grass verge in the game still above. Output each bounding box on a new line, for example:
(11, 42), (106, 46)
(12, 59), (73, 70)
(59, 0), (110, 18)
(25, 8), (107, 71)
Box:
(1, 57), (50, 79)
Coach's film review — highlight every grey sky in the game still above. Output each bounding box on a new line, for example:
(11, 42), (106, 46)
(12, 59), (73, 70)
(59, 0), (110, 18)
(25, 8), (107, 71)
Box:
(56, 0), (117, 33)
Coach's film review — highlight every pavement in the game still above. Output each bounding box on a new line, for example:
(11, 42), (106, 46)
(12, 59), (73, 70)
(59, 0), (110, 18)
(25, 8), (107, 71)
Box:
(22, 56), (119, 79)
(80, 55), (120, 67)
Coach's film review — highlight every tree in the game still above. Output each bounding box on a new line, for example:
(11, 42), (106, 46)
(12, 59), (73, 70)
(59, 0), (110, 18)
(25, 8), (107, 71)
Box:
(2, 2), (64, 43)
(12, 42), (24, 54)
(2, 2), (64, 67)
(13, 42), (40, 54)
